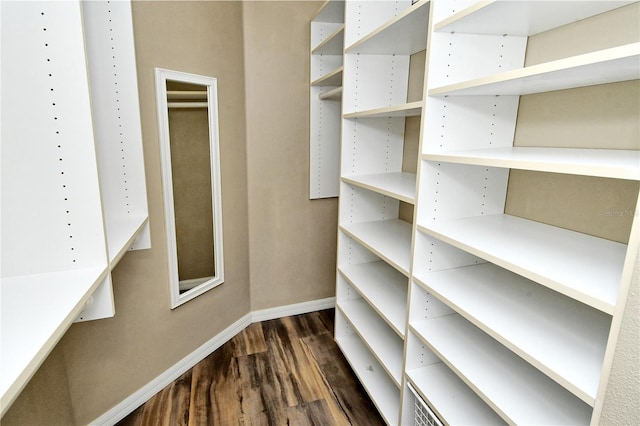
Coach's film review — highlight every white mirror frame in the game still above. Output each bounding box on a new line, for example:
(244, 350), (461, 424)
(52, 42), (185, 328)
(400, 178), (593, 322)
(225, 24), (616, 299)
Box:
(155, 68), (224, 309)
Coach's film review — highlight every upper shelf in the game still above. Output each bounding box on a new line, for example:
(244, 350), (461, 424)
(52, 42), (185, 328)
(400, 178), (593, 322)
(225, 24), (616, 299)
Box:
(344, 101), (423, 119)
(429, 43), (640, 97)
(312, 24), (345, 55)
(311, 65), (343, 87)
(417, 214), (627, 314)
(339, 261), (408, 338)
(423, 147), (640, 181)
(312, 0), (344, 23)
(435, 1), (634, 36)
(345, 0), (429, 55)
(342, 172), (416, 204)
(341, 219), (412, 276)
(0, 267), (108, 413)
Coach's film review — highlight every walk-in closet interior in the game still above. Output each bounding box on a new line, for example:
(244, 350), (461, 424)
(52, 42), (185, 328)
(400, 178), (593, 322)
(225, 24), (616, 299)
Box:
(1, 1), (638, 425)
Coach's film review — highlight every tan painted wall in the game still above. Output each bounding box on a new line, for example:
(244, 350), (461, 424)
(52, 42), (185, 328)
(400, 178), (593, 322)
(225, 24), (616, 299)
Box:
(3, 1), (251, 424)
(242, 1), (337, 310)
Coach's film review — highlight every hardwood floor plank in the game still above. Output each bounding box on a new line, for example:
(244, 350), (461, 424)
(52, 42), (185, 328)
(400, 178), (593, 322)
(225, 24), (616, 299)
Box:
(302, 333), (386, 426)
(116, 310), (384, 426)
(188, 341), (241, 425)
(232, 322), (267, 357)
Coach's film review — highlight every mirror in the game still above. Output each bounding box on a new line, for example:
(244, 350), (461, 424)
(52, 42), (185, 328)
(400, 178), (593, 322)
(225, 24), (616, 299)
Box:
(155, 68), (224, 309)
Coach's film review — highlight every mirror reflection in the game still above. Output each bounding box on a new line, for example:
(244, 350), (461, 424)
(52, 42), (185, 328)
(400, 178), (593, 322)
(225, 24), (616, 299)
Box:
(155, 69), (224, 308)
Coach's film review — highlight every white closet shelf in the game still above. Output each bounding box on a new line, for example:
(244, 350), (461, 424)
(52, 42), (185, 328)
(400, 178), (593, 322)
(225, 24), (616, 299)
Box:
(341, 219), (412, 276)
(335, 333), (401, 424)
(343, 101), (423, 119)
(417, 214), (626, 314)
(339, 261), (408, 337)
(414, 263), (610, 405)
(423, 147), (640, 180)
(406, 364), (504, 425)
(106, 215), (149, 268)
(345, 0), (429, 55)
(311, 24), (345, 55)
(318, 86), (342, 100)
(429, 43), (640, 97)
(435, 1), (633, 36)
(342, 172), (416, 204)
(410, 316), (592, 425)
(311, 66), (343, 87)
(312, 0), (344, 24)
(337, 301), (403, 386)
(0, 266), (108, 414)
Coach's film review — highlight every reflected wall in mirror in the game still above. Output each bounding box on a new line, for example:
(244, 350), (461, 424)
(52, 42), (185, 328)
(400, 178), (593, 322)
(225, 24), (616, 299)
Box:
(155, 68), (224, 309)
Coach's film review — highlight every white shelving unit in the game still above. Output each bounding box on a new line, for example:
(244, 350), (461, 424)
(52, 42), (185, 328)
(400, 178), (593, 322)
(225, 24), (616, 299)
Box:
(334, 1), (429, 423)
(310, 0), (345, 199)
(329, 1), (640, 424)
(0, 0), (149, 416)
(405, 1), (640, 424)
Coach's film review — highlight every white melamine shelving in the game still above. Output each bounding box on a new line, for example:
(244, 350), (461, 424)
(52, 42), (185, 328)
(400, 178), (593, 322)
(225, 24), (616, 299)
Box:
(334, 1), (639, 424)
(411, 316), (592, 425)
(105, 215), (149, 268)
(337, 301), (403, 386)
(0, 268), (108, 414)
(339, 262), (408, 337)
(345, 0), (430, 54)
(406, 364), (504, 425)
(341, 172), (416, 204)
(310, 0), (344, 199)
(334, 0), (430, 421)
(429, 43), (640, 97)
(434, 1), (634, 36)
(311, 65), (343, 87)
(341, 220), (412, 276)
(335, 333), (401, 425)
(417, 214), (626, 314)
(312, 24), (344, 55)
(343, 101), (423, 119)
(414, 263), (610, 404)
(424, 147), (640, 180)
(1, 0), (149, 415)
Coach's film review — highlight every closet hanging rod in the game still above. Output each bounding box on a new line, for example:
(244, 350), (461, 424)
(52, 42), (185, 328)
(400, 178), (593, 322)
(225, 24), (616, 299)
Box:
(166, 90), (207, 100)
(167, 102), (208, 109)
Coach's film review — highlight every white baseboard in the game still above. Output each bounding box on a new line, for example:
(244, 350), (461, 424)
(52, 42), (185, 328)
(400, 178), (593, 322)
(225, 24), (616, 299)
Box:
(251, 296), (335, 323)
(91, 297), (335, 425)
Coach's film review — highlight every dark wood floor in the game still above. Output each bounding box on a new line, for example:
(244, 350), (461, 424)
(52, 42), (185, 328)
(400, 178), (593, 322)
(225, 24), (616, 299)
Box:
(117, 309), (385, 426)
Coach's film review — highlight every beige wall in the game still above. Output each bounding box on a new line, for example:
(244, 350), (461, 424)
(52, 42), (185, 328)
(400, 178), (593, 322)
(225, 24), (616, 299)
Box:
(242, 1), (337, 310)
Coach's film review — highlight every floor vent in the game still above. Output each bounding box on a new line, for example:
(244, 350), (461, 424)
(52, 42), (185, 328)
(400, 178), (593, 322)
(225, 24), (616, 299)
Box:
(408, 383), (444, 426)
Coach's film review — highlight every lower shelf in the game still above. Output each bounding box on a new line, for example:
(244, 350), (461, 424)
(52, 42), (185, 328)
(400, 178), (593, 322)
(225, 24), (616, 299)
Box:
(411, 315), (592, 424)
(0, 266), (108, 415)
(406, 363), (504, 425)
(337, 300), (403, 386)
(335, 320), (400, 424)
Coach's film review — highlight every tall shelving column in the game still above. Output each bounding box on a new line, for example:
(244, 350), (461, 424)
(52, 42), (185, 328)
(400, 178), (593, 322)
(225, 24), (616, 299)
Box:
(334, 1), (429, 423)
(403, 1), (640, 425)
(310, 0), (344, 199)
(0, 0), (149, 415)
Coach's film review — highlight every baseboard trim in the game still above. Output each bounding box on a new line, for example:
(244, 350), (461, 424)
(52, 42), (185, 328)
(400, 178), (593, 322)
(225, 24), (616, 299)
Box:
(91, 297), (335, 425)
(251, 296), (336, 323)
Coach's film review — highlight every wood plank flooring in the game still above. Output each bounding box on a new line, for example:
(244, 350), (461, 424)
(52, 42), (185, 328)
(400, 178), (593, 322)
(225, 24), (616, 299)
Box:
(117, 310), (385, 426)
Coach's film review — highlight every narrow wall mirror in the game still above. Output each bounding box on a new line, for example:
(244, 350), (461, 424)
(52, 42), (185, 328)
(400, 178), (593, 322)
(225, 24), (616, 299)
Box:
(155, 68), (224, 309)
